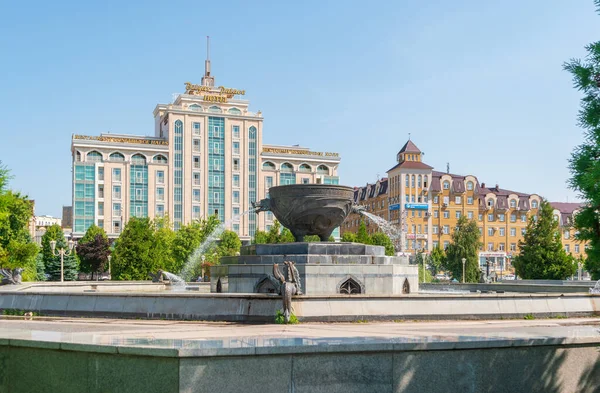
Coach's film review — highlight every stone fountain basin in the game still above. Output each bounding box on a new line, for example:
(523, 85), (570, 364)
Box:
(266, 184), (355, 241)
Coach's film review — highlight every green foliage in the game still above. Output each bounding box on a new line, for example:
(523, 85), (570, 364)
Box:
(444, 217), (482, 283)
(79, 224), (107, 244)
(429, 246), (446, 276)
(564, 11), (600, 279)
(153, 217), (176, 273)
(415, 251), (433, 283)
(253, 220), (296, 244)
(172, 215), (220, 275)
(356, 220), (370, 244)
(112, 218), (157, 280)
(218, 230), (242, 256)
(35, 253), (46, 281)
(524, 314), (535, 320)
(513, 200), (576, 280)
(303, 235), (321, 242)
(341, 232), (357, 242)
(370, 232), (395, 256)
(275, 309), (299, 324)
(280, 228), (295, 243)
(2, 309), (39, 316)
(41, 225), (79, 281)
(253, 230), (268, 244)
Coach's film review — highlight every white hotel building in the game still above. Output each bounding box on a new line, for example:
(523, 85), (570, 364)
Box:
(71, 56), (340, 242)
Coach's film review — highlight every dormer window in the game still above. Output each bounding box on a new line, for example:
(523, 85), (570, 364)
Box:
(510, 199), (517, 208)
(466, 181), (474, 191)
(443, 181), (450, 190)
(531, 200), (538, 208)
(487, 199), (494, 208)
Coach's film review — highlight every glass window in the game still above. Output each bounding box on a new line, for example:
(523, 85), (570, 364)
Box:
(417, 175), (422, 187)
(443, 241), (449, 250)
(109, 152), (125, 161)
(443, 181), (450, 190)
(488, 214), (494, 221)
(455, 196), (461, 204)
(575, 244), (580, 253)
(156, 187), (164, 202)
(498, 214), (505, 222)
(233, 125), (240, 138)
(263, 162), (276, 171)
(467, 196), (473, 205)
(87, 151), (103, 162)
(97, 202), (104, 216)
(488, 243), (494, 251)
(478, 213), (483, 221)
(156, 170), (164, 184)
(443, 211), (449, 219)
(153, 155), (167, 164)
(510, 199), (517, 208)
(499, 228), (505, 236)
(510, 228), (516, 236)
(194, 156), (201, 169)
(510, 243), (516, 251)
(499, 243), (505, 251)
(192, 206), (201, 220)
(521, 214), (527, 222)
(443, 225), (449, 234)
(113, 186), (121, 199)
(433, 210), (439, 218)
(190, 105), (202, 112)
(233, 142), (240, 155)
(521, 228), (526, 235)
(112, 168), (121, 182)
(233, 191), (240, 203)
(233, 158), (239, 171)
(488, 228), (494, 236)
(131, 154), (146, 165)
(193, 122), (201, 135)
(467, 211), (473, 219)
(565, 244), (570, 253)
(98, 167), (104, 181)
(156, 204), (165, 217)
(193, 189), (201, 202)
(193, 172), (201, 186)
(113, 203), (121, 216)
(532, 200), (538, 208)
(487, 199), (494, 208)
(466, 181), (474, 191)
(455, 211), (461, 219)
(317, 165), (328, 175)
(433, 226), (438, 234)
(405, 175), (409, 187)
(510, 214), (516, 222)
(193, 139), (201, 152)
(433, 196), (439, 204)
(233, 175), (240, 187)
(564, 230), (570, 239)
(411, 175), (415, 187)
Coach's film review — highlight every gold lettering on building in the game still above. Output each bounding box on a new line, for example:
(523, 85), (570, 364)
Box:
(184, 82), (245, 103)
(73, 135), (168, 146)
(262, 147), (339, 157)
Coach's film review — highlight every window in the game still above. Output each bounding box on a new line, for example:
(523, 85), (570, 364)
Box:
(434, 196), (439, 204)
(233, 207), (240, 217)
(98, 219), (104, 229)
(467, 211), (473, 219)
(194, 156), (201, 169)
(487, 199), (494, 208)
(228, 107), (242, 115)
(478, 213), (483, 221)
(156, 187), (165, 202)
(113, 203), (121, 216)
(233, 191), (240, 203)
(233, 158), (239, 171)
(565, 245), (570, 253)
(192, 206), (201, 220)
(98, 185), (104, 198)
(109, 152), (125, 162)
(156, 204), (165, 217)
(317, 165), (328, 174)
(510, 228), (516, 236)
(418, 175), (422, 187)
(443, 225), (450, 234)
(510, 199), (517, 208)
(488, 243), (494, 251)
(302, 178), (309, 184)
(418, 210), (422, 218)
(193, 122), (201, 135)
(521, 214), (527, 223)
(113, 186), (121, 199)
(406, 176), (409, 187)
(478, 227), (483, 234)
(443, 196), (449, 205)
(281, 163), (294, 172)
(135, 188), (143, 201)
(455, 211), (461, 219)
(467, 196), (473, 205)
(233, 224), (240, 233)
(131, 154), (146, 165)
(499, 243), (505, 251)
(455, 196), (461, 204)
(488, 228), (494, 236)
(466, 181), (474, 191)
(443, 211), (449, 219)
(532, 200), (538, 208)
(153, 155), (167, 164)
(193, 139), (201, 152)
(433, 210), (439, 218)
(265, 176), (273, 190)
(299, 164), (311, 173)
(113, 221), (121, 234)
(433, 241), (439, 249)
(510, 243), (517, 251)
(499, 228), (505, 236)
(575, 244), (580, 253)
(87, 151), (103, 162)
(498, 214), (505, 222)
(263, 162), (276, 171)
(443, 181), (450, 190)
(209, 105), (221, 113)
(521, 228), (526, 236)
(233, 142), (240, 155)
(98, 202), (104, 216)
(193, 172), (201, 186)
(433, 226), (438, 234)
(233, 125), (240, 138)
(113, 168), (121, 182)
(510, 214), (516, 222)
(233, 174), (240, 187)
(564, 230), (570, 240)
(443, 241), (449, 250)
(488, 214), (494, 221)
(193, 189), (200, 202)
(75, 151), (81, 162)
(98, 167), (104, 181)
(156, 170), (164, 184)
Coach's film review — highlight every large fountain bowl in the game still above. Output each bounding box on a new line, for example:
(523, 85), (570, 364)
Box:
(264, 184), (355, 242)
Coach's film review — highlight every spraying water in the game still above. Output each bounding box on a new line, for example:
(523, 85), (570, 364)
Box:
(161, 271), (186, 288)
(590, 280), (600, 294)
(179, 208), (256, 281)
(359, 211), (403, 251)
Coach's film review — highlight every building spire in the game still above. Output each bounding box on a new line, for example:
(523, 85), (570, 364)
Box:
(202, 36), (215, 87)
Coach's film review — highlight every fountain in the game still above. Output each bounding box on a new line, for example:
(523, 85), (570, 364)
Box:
(590, 280), (600, 294)
(212, 184), (418, 299)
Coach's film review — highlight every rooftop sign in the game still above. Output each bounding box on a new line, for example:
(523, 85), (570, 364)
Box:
(73, 135), (168, 146)
(184, 82), (245, 103)
(262, 147), (339, 157)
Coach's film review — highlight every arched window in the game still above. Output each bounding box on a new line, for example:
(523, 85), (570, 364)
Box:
(317, 165), (329, 174)
(208, 106), (222, 113)
(466, 181), (474, 191)
(109, 152), (125, 162)
(299, 164), (311, 173)
(131, 154), (147, 165)
(417, 175), (422, 188)
(87, 151), (103, 162)
(153, 155), (168, 164)
(189, 104), (202, 111)
(175, 120), (183, 134)
(281, 163), (294, 173)
(249, 126), (256, 138)
(443, 180), (450, 190)
(339, 278), (361, 294)
(510, 199), (517, 208)
(405, 175), (409, 187)
(75, 151), (81, 162)
(262, 161), (276, 171)
(532, 200), (539, 209)
(487, 199), (494, 208)
(228, 107), (242, 115)
(411, 175), (415, 187)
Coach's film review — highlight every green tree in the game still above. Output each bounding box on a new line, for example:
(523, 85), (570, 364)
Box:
(112, 218), (156, 280)
(341, 232), (357, 242)
(444, 217), (482, 283)
(35, 253), (46, 281)
(356, 221), (370, 244)
(370, 232), (395, 256)
(172, 215), (220, 274)
(253, 230), (268, 244)
(280, 228), (295, 243)
(217, 230), (241, 256)
(429, 246), (446, 276)
(564, 10), (600, 279)
(41, 225), (79, 281)
(153, 217), (176, 273)
(79, 224), (107, 244)
(513, 200), (576, 280)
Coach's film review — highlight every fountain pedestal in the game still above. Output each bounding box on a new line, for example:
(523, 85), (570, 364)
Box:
(211, 242), (418, 295)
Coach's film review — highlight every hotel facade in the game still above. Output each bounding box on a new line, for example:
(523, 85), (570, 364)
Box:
(342, 140), (586, 268)
(71, 57), (340, 242)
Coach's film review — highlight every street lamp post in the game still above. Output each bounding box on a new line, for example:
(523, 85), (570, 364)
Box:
(578, 261), (583, 281)
(462, 258), (466, 283)
(107, 255), (112, 280)
(201, 255), (206, 281)
(50, 239), (75, 283)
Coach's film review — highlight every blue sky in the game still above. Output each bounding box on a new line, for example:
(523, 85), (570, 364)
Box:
(0, 0), (597, 217)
